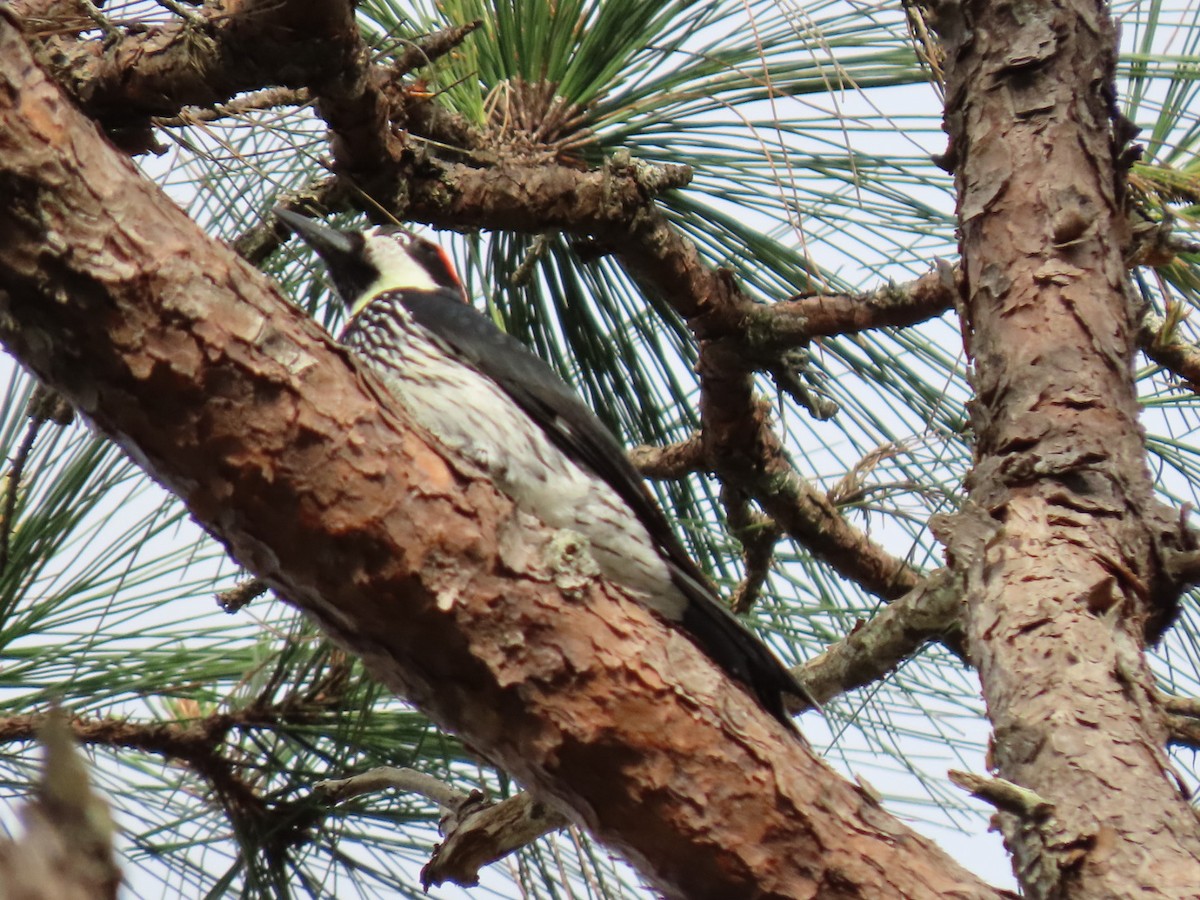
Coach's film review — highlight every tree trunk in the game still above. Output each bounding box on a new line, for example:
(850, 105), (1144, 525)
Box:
(931, 0), (1200, 895)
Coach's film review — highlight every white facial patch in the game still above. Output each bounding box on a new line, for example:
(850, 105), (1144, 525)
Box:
(355, 231), (441, 315)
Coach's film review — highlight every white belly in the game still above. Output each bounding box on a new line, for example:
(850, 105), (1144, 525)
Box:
(345, 317), (684, 619)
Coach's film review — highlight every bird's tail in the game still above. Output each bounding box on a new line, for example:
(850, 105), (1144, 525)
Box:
(670, 566), (817, 729)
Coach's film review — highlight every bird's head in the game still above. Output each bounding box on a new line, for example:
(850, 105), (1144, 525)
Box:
(275, 208), (465, 316)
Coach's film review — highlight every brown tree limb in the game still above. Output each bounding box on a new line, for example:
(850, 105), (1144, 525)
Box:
(697, 340), (922, 601)
(237, 180), (343, 265)
(433, 460), (957, 710)
(317, 768), (571, 891)
(1160, 693), (1200, 719)
(0, 26), (1008, 898)
(152, 87), (312, 127)
(14, 0), (484, 172)
(0, 711), (269, 826)
(795, 568), (962, 709)
(741, 259), (960, 346)
(13, 0), (358, 120)
(1141, 310), (1200, 393)
(722, 485), (783, 615)
(629, 434), (705, 479)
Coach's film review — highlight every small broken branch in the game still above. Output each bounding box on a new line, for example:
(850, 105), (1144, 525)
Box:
(216, 577), (269, 613)
(949, 770), (1054, 820)
(314, 767), (569, 890)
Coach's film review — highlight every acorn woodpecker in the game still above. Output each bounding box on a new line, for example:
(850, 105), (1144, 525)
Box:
(275, 209), (809, 727)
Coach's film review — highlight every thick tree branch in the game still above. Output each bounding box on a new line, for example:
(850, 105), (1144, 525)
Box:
(742, 259), (960, 346)
(14, 0), (357, 118)
(0, 25), (1004, 898)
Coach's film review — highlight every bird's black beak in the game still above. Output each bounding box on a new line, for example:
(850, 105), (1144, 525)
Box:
(274, 207), (357, 260)
(274, 207), (374, 308)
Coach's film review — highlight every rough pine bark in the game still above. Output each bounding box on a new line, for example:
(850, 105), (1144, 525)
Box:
(930, 0), (1200, 895)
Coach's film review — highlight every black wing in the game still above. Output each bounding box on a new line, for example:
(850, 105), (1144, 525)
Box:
(402, 292), (808, 724)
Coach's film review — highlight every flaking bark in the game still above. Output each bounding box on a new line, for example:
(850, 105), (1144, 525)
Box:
(929, 0), (1200, 895)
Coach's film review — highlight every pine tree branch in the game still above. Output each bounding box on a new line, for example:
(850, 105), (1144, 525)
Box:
(316, 767), (569, 890)
(0, 712), (267, 822)
(152, 86), (311, 127)
(721, 485), (782, 616)
(628, 435), (704, 478)
(794, 569), (962, 709)
(11, 0), (356, 123)
(697, 341), (922, 601)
